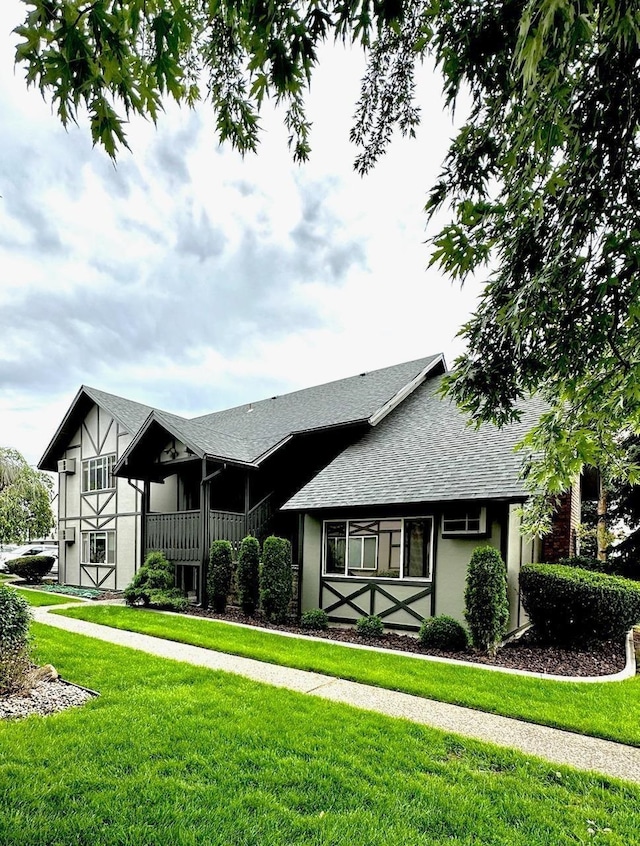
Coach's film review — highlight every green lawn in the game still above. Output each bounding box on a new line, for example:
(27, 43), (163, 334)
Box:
(55, 604), (640, 747)
(0, 624), (637, 846)
(10, 586), (84, 607)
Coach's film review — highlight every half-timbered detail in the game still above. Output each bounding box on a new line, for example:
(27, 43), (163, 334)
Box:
(39, 354), (574, 632)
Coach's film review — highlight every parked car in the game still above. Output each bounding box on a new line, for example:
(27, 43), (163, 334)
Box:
(0, 544), (58, 572)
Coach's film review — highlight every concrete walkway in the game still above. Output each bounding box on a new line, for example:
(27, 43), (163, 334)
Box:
(33, 604), (640, 786)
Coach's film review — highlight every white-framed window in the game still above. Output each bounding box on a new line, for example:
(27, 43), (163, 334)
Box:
(441, 506), (487, 536)
(82, 455), (116, 492)
(82, 531), (115, 565)
(323, 518), (432, 580)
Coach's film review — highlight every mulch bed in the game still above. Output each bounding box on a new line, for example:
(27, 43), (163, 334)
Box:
(186, 606), (628, 678)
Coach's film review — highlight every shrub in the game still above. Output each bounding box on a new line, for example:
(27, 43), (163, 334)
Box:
(520, 563), (640, 643)
(260, 536), (293, 623)
(237, 535), (260, 615)
(356, 614), (384, 638)
(464, 546), (509, 656)
(5, 555), (54, 583)
(0, 585), (32, 694)
(147, 589), (188, 612)
(207, 540), (234, 613)
(124, 550), (177, 607)
(418, 615), (469, 651)
(556, 555), (612, 573)
(300, 609), (329, 630)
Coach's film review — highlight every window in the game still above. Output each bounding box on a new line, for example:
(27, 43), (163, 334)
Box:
(81, 531), (115, 565)
(442, 506), (487, 536)
(82, 455), (116, 492)
(322, 518), (432, 580)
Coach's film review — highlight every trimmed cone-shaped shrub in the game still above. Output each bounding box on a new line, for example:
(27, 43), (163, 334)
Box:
(0, 585), (32, 694)
(237, 535), (260, 615)
(260, 536), (292, 623)
(208, 540), (234, 613)
(464, 546), (509, 656)
(418, 615), (469, 651)
(124, 550), (176, 606)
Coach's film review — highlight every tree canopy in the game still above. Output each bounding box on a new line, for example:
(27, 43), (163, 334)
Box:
(12, 0), (640, 531)
(0, 448), (55, 544)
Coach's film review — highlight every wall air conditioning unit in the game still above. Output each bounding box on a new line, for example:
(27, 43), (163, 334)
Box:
(57, 458), (76, 475)
(61, 527), (76, 543)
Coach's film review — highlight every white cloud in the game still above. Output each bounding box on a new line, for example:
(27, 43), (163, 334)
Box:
(0, 1), (481, 467)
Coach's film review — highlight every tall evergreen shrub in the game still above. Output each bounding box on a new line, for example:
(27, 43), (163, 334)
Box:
(260, 536), (292, 623)
(0, 585), (32, 694)
(464, 546), (509, 656)
(208, 540), (234, 613)
(237, 535), (260, 615)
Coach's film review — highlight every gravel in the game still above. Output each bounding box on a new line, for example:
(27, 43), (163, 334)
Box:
(0, 679), (96, 721)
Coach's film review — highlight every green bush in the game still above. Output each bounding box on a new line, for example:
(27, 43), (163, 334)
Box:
(0, 585), (32, 694)
(124, 551), (177, 607)
(5, 555), (55, 583)
(356, 615), (384, 638)
(207, 540), (234, 613)
(237, 535), (260, 615)
(418, 615), (469, 651)
(300, 609), (329, 630)
(260, 536), (293, 623)
(464, 546), (509, 656)
(556, 555), (612, 573)
(520, 563), (640, 643)
(147, 589), (188, 612)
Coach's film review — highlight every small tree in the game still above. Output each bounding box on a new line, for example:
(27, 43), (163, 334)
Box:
(208, 540), (234, 613)
(0, 448), (54, 545)
(260, 536), (292, 623)
(464, 546), (509, 657)
(0, 585), (32, 694)
(124, 550), (184, 609)
(237, 535), (260, 616)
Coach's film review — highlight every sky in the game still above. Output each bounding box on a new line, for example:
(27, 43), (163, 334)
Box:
(0, 0), (483, 468)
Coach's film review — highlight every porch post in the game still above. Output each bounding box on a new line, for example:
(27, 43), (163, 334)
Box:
(199, 458), (210, 608)
(244, 474), (250, 537)
(140, 480), (150, 571)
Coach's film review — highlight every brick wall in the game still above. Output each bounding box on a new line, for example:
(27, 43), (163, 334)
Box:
(541, 487), (580, 562)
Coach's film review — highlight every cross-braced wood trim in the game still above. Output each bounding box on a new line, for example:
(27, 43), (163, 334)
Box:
(322, 581), (372, 617)
(321, 579), (432, 624)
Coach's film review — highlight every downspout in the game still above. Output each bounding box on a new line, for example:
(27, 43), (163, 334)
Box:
(127, 478), (145, 573)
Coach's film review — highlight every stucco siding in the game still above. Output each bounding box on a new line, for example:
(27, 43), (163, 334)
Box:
(300, 514), (322, 612)
(434, 520), (502, 624)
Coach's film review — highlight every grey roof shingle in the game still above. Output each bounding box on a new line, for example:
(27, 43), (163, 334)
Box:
(282, 374), (545, 509)
(40, 355), (444, 470)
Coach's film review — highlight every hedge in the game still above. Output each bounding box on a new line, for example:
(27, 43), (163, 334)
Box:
(5, 555), (55, 583)
(464, 546), (509, 656)
(520, 563), (640, 643)
(260, 536), (292, 622)
(237, 536), (260, 616)
(208, 540), (234, 613)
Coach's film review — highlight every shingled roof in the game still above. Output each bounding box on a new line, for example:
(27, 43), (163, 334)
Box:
(282, 374), (545, 510)
(38, 386), (158, 472)
(41, 354), (446, 471)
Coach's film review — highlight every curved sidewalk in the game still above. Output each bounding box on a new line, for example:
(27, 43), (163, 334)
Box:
(33, 605), (640, 785)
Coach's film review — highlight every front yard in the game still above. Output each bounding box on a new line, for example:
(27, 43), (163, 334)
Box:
(0, 624), (638, 846)
(54, 604), (640, 747)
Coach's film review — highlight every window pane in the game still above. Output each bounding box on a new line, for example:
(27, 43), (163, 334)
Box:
(326, 537), (346, 574)
(348, 537), (362, 568)
(107, 531), (116, 564)
(405, 520), (432, 579)
(362, 537), (377, 569)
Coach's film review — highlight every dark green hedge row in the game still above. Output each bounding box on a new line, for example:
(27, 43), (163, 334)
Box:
(520, 563), (640, 643)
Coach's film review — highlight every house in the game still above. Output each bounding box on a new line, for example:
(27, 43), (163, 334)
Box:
(38, 354), (577, 631)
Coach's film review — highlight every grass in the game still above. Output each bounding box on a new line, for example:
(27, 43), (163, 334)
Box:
(9, 586), (84, 607)
(55, 604), (640, 747)
(0, 623), (638, 846)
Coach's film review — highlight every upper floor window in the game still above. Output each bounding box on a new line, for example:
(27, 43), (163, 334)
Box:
(82, 455), (116, 492)
(442, 506), (487, 536)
